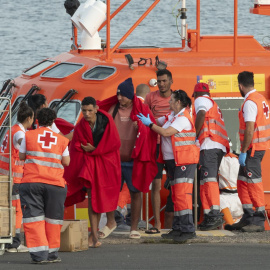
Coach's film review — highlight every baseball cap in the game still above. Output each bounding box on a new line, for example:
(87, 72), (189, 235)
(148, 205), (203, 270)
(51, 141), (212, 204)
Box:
(192, 83), (209, 97)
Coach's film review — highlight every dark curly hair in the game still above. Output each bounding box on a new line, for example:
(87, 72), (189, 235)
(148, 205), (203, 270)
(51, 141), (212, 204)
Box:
(28, 94), (47, 129)
(81, 96), (96, 106)
(17, 102), (34, 123)
(37, 108), (56, 127)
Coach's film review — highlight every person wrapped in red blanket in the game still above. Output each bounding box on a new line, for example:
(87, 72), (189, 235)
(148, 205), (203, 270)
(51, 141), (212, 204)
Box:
(97, 77), (157, 239)
(64, 97), (121, 247)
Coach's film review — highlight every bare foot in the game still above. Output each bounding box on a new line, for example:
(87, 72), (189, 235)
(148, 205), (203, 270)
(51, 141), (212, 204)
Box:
(88, 234), (101, 248)
(89, 241), (102, 248)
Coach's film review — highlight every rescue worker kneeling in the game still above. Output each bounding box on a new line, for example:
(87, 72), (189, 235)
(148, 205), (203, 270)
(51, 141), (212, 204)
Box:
(19, 108), (70, 264)
(138, 90), (199, 243)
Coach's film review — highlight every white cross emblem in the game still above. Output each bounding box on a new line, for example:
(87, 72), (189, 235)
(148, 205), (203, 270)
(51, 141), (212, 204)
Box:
(38, 131), (57, 149)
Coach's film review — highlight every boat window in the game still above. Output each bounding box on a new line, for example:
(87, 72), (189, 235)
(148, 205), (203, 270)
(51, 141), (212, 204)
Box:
(50, 100), (80, 125)
(23, 60), (55, 76)
(83, 66), (116, 80)
(41, 63), (83, 78)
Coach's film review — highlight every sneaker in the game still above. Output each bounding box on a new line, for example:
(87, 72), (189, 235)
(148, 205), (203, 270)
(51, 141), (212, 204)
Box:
(31, 259), (48, 264)
(224, 217), (250, 231)
(200, 217), (224, 231)
(161, 229), (181, 240)
(17, 244), (29, 253)
(198, 215), (208, 229)
(6, 247), (17, 253)
(173, 232), (196, 243)
(48, 257), (62, 263)
(6, 244), (28, 253)
(241, 224), (265, 233)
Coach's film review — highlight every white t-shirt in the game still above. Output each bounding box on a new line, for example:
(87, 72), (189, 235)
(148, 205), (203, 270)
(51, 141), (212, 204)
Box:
(158, 109), (192, 160)
(194, 95), (226, 152)
(13, 123), (26, 150)
(243, 89), (257, 122)
(20, 126), (69, 156)
(52, 123), (60, 133)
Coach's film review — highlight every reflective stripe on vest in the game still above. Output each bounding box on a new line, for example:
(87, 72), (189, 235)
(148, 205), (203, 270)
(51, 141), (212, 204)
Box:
(239, 91), (270, 153)
(0, 155), (9, 163)
(0, 167), (23, 178)
(25, 159), (64, 169)
(166, 108), (199, 166)
(26, 151), (62, 160)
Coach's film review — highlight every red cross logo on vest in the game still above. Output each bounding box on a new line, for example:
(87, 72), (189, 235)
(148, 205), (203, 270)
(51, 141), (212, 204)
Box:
(262, 101), (269, 119)
(38, 130), (57, 149)
(217, 107), (224, 121)
(0, 134), (9, 153)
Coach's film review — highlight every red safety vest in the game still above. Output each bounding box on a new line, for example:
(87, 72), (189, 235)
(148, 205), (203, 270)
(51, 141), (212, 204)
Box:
(0, 124), (25, 183)
(193, 96), (230, 153)
(239, 91), (270, 155)
(159, 108), (199, 166)
(22, 127), (69, 187)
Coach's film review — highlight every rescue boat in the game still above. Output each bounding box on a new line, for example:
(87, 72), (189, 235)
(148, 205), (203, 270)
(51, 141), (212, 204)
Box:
(0, 0), (270, 230)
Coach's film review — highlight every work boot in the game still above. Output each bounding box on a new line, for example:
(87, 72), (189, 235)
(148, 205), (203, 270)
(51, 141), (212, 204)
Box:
(31, 259), (48, 264)
(173, 232), (196, 243)
(198, 215), (209, 230)
(224, 217), (250, 231)
(241, 224), (265, 233)
(48, 257), (62, 263)
(200, 217), (224, 231)
(161, 229), (181, 239)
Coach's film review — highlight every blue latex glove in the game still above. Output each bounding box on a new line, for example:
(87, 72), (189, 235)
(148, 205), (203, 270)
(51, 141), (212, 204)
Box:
(137, 113), (153, 126)
(239, 152), (247, 166)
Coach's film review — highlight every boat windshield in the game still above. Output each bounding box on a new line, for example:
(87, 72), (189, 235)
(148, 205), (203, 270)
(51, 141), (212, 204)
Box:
(23, 60), (55, 76)
(41, 63), (83, 78)
(82, 66), (116, 80)
(50, 100), (80, 125)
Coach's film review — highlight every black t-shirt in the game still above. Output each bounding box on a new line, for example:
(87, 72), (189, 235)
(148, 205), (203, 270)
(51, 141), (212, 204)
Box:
(92, 111), (109, 147)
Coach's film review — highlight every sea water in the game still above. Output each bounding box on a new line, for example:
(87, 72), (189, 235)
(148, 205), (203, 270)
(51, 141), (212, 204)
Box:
(0, 0), (269, 84)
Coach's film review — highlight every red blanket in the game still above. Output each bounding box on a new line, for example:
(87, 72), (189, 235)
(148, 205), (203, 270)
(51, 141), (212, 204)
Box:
(64, 110), (121, 213)
(54, 118), (74, 135)
(97, 95), (158, 193)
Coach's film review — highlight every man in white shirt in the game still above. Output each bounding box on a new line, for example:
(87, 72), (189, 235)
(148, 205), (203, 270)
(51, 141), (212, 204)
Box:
(193, 83), (230, 231)
(226, 71), (270, 233)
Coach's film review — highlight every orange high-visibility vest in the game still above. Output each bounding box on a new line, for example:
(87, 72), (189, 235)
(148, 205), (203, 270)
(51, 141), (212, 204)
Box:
(160, 108), (199, 166)
(193, 96), (230, 153)
(239, 91), (270, 155)
(21, 127), (69, 187)
(0, 124), (25, 183)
